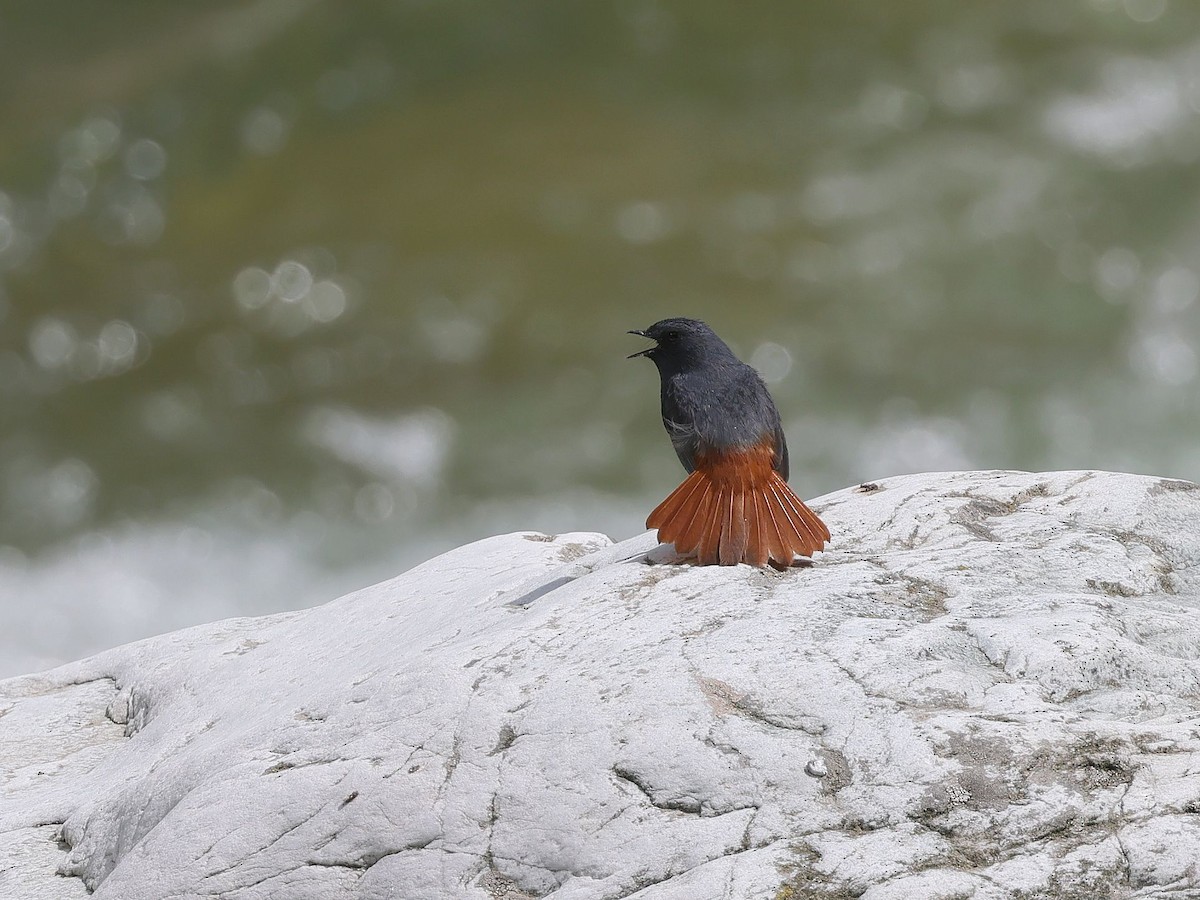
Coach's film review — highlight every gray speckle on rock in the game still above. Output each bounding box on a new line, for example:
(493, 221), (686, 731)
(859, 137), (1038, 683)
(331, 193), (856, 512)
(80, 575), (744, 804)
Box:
(3, 470), (1200, 899)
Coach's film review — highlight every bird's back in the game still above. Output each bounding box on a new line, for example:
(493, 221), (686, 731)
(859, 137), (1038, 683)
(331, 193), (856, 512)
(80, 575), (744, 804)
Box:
(661, 361), (788, 477)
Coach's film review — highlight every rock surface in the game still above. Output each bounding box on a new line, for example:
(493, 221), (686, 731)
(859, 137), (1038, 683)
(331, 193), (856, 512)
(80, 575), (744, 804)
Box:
(4, 470), (1200, 899)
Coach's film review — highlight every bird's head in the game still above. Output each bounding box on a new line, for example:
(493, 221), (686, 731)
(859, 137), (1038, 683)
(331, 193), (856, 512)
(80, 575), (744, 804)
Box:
(627, 317), (734, 372)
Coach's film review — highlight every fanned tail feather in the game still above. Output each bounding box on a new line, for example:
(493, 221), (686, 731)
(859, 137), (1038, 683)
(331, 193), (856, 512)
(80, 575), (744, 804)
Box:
(648, 471), (705, 536)
(646, 445), (829, 567)
(768, 479), (828, 551)
(744, 491), (766, 567)
(723, 490), (748, 566)
(756, 484), (789, 564)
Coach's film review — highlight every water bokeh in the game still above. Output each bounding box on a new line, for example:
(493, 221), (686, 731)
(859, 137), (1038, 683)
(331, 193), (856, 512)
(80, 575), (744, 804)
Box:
(3, 1), (1200, 674)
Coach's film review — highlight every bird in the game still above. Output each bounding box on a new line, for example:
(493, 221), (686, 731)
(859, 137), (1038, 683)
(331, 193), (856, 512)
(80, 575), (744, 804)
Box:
(628, 317), (830, 567)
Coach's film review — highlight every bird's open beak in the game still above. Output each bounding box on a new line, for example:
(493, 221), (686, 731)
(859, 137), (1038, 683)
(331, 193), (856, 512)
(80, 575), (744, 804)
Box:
(626, 330), (653, 359)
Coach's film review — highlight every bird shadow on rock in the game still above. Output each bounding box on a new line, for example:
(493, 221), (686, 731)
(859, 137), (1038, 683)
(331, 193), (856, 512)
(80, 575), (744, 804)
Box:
(644, 542), (817, 570)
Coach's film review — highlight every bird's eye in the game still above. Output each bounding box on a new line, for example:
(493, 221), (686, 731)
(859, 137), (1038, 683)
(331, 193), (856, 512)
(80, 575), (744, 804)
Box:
(662, 331), (679, 342)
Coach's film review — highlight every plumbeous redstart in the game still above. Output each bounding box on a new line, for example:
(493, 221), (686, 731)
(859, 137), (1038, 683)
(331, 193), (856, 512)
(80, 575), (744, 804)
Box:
(629, 318), (830, 566)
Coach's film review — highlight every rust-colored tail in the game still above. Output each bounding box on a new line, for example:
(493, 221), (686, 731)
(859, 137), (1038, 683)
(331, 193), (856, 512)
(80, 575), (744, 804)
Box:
(647, 445), (829, 567)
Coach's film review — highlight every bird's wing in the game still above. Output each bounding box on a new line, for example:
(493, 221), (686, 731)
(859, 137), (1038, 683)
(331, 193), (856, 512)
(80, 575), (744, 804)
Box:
(661, 374), (702, 472)
(665, 416), (699, 472)
(771, 418), (789, 480)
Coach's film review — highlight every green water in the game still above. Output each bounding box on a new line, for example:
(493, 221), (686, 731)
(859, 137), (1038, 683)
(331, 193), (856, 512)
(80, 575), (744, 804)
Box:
(3, 1), (1200, 671)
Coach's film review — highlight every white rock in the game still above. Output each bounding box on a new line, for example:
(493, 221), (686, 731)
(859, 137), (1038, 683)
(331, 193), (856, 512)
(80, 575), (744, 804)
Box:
(3, 470), (1200, 899)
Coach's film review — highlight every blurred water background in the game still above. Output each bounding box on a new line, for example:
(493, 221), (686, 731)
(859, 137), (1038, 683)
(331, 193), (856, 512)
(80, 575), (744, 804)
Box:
(3, 0), (1200, 676)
